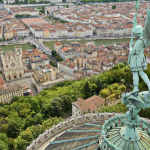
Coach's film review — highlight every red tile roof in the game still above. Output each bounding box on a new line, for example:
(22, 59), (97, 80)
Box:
(42, 54), (48, 60)
(46, 64), (54, 69)
(21, 18), (46, 25)
(73, 96), (104, 113)
(0, 85), (6, 90)
(0, 77), (5, 86)
(54, 42), (63, 46)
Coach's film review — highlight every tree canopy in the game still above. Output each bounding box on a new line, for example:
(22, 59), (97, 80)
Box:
(112, 5), (116, 9)
(1, 62), (150, 149)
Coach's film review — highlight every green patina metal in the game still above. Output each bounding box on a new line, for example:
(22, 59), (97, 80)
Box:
(50, 135), (100, 145)
(66, 130), (101, 132)
(71, 141), (98, 150)
(98, 1), (150, 149)
(128, 1), (150, 93)
(84, 123), (103, 127)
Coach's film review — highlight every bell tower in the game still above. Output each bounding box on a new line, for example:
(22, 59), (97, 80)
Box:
(0, 48), (3, 56)
(15, 46), (22, 56)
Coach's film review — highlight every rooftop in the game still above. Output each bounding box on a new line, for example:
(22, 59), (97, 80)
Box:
(34, 70), (45, 79)
(0, 77), (5, 86)
(45, 121), (104, 150)
(0, 84), (22, 96)
(21, 18), (46, 25)
(73, 96), (104, 112)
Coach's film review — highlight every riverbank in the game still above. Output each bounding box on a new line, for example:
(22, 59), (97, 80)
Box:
(0, 40), (29, 46)
(43, 38), (137, 50)
(0, 37), (137, 52)
(41, 36), (133, 42)
(0, 36), (133, 46)
(0, 43), (36, 52)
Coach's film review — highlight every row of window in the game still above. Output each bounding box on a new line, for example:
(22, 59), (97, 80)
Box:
(1, 99), (10, 103)
(0, 91), (22, 97)
(1, 93), (23, 101)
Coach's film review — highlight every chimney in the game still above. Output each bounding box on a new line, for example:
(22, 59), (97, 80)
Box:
(95, 100), (97, 105)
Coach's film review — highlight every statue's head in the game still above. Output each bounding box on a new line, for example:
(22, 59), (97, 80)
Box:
(132, 25), (143, 37)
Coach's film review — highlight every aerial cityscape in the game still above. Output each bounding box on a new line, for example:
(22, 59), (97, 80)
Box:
(0, 0), (150, 150)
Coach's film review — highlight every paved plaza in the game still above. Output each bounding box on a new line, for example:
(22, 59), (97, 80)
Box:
(6, 77), (38, 95)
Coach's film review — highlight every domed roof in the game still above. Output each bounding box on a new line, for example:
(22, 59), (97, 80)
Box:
(107, 126), (150, 150)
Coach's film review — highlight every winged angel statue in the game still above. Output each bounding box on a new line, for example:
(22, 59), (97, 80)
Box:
(122, 7), (150, 128)
(129, 7), (150, 94)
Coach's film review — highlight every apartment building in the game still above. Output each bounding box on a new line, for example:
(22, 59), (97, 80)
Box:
(31, 68), (65, 92)
(54, 42), (63, 54)
(9, 7), (39, 16)
(0, 84), (23, 103)
(72, 96), (104, 118)
(57, 59), (77, 76)
(22, 49), (49, 69)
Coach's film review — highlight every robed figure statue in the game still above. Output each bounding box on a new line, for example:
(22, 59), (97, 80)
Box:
(128, 7), (150, 93)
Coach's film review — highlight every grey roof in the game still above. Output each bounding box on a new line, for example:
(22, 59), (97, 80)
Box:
(5, 51), (16, 60)
(25, 69), (36, 73)
(34, 70), (45, 79)
(0, 84), (22, 96)
(45, 121), (104, 150)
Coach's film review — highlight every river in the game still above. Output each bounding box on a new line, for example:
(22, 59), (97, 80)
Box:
(0, 38), (137, 52)
(0, 43), (36, 52)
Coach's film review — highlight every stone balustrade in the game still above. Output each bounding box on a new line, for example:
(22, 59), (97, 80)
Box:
(26, 112), (120, 150)
(26, 112), (150, 150)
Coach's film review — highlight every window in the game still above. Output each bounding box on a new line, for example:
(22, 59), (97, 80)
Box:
(6, 65), (8, 68)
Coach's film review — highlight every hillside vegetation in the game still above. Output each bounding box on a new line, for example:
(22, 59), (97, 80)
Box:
(1, 62), (150, 149)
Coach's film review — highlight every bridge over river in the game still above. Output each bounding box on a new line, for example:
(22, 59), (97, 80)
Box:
(29, 37), (52, 55)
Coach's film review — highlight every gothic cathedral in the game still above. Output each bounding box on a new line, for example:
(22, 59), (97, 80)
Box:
(0, 46), (25, 81)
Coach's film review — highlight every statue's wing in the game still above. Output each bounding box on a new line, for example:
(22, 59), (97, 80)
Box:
(143, 8), (150, 47)
(142, 93), (150, 109)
